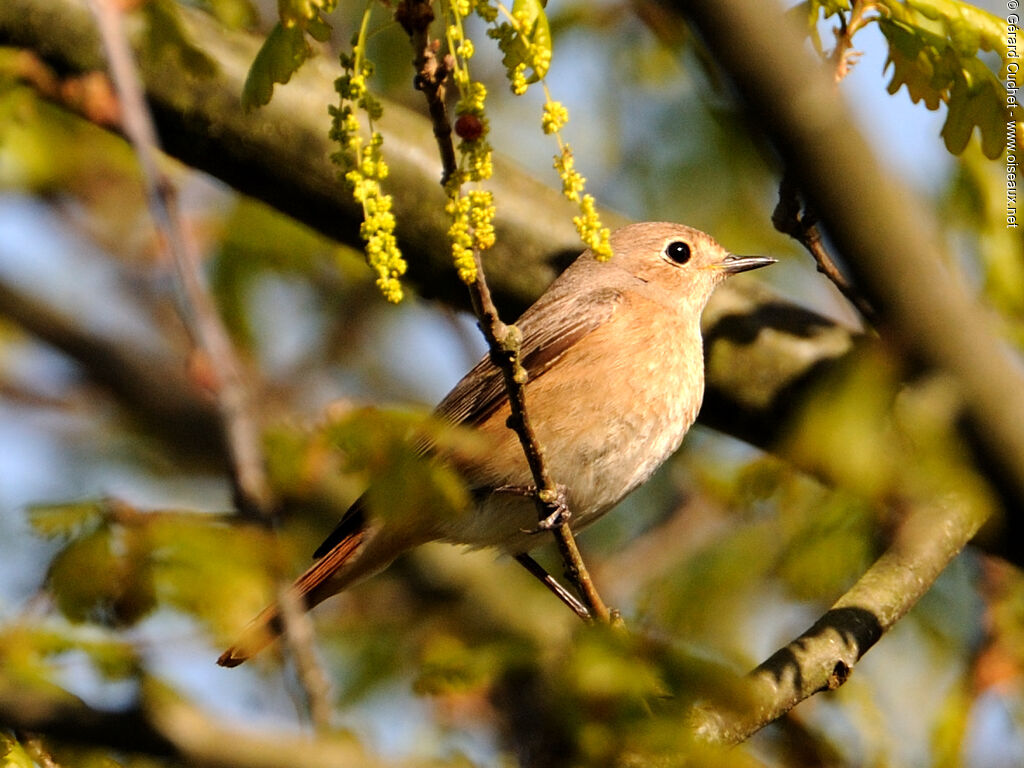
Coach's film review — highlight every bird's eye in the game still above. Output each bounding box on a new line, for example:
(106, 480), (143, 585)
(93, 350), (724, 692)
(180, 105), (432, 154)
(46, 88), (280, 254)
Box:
(665, 241), (691, 265)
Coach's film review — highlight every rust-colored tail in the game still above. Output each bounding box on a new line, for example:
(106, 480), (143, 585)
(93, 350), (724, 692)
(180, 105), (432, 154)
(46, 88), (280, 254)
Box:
(217, 530), (365, 667)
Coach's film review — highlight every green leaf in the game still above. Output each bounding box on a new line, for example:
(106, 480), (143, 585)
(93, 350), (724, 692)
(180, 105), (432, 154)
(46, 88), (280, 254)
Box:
(47, 526), (156, 626)
(877, 0), (1010, 158)
(0, 733), (36, 768)
(146, 516), (277, 643)
(27, 500), (107, 540)
(141, 0), (218, 79)
(413, 633), (508, 695)
(498, 0), (553, 83)
(0, 624), (141, 691)
(322, 407), (477, 528)
(306, 14), (333, 43)
(904, 0), (1006, 57)
(201, 0), (259, 30)
(241, 22), (310, 111)
(942, 62), (1008, 158)
(880, 17), (956, 110)
(277, 0), (336, 28)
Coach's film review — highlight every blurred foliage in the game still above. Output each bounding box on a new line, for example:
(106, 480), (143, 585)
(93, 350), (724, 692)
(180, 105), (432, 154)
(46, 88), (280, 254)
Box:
(783, 345), (996, 523)
(0, 733), (36, 768)
(140, 0), (218, 77)
(0, 0), (1022, 767)
(0, 80), (138, 195)
(800, 0), (1013, 157)
(0, 622), (140, 689)
(265, 405), (482, 533)
(945, 143), (1024, 348)
(241, 0), (336, 109)
(28, 499), (277, 644)
(208, 197), (369, 351)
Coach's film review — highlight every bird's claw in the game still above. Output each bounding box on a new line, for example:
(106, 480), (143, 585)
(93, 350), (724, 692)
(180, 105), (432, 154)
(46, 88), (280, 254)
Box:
(515, 484), (571, 534)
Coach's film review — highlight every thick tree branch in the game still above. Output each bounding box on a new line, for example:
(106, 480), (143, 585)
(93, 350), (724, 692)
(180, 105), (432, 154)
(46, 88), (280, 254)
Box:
(0, 683), (421, 768)
(0, 0), (859, 460)
(690, 496), (989, 743)
(672, 0), (1024, 513)
(0, 277), (221, 451)
(85, 0), (330, 728)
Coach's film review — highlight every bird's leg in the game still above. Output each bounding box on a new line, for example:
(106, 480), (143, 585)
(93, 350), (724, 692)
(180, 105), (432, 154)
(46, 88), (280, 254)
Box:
(514, 553), (592, 621)
(494, 483), (573, 533)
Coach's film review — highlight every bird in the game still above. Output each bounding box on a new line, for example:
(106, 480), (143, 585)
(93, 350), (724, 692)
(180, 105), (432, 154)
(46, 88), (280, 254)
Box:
(217, 221), (775, 667)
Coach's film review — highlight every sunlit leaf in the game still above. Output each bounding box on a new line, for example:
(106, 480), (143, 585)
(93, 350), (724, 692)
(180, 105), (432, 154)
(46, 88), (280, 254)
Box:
(905, 0), (1005, 56)
(0, 733), (36, 768)
(47, 525), (156, 626)
(941, 60), (1007, 158)
(146, 516), (277, 642)
(141, 0), (218, 78)
(201, 0), (259, 30)
(27, 500), (107, 539)
(880, 17), (951, 110)
(813, 1), (1009, 157)
(321, 406), (480, 528)
(241, 22), (310, 111)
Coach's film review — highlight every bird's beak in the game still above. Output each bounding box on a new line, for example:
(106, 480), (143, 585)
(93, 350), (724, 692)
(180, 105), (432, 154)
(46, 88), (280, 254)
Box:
(719, 253), (778, 274)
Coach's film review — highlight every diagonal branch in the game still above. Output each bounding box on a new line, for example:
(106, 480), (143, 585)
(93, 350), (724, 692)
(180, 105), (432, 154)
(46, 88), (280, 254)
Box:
(772, 174), (877, 324)
(769, 1), (880, 326)
(670, 0), (1024, 519)
(87, 0), (270, 521)
(85, 0), (330, 730)
(0, 0), (863, 465)
(0, 682), (421, 768)
(397, 0), (611, 621)
(690, 495), (989, 743)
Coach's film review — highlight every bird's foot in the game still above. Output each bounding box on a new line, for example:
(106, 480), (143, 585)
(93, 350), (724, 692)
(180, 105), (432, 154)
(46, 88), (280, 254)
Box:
(494, 483), (571, 534)
(534, 485), (572, 530)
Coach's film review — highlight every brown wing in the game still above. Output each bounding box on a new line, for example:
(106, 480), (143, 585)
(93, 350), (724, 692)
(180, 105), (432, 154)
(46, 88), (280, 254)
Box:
(310, 286), (623, 561)
(436, 285), (623, 427)
(218, 287), (622, 666)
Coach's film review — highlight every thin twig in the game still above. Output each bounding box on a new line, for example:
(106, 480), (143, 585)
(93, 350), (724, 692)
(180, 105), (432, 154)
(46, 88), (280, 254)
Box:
(773, 174), (878, 324)
(773, 2), (880, 325)
(87, 0), (269, 520)
(465, 246), (612, 623)
(397, 0), (611, 622)
(829, 1), (877, 83)
(86, 0), (331, 728)
(277, 584), (334, 732)
(398, 1), (457, 185)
